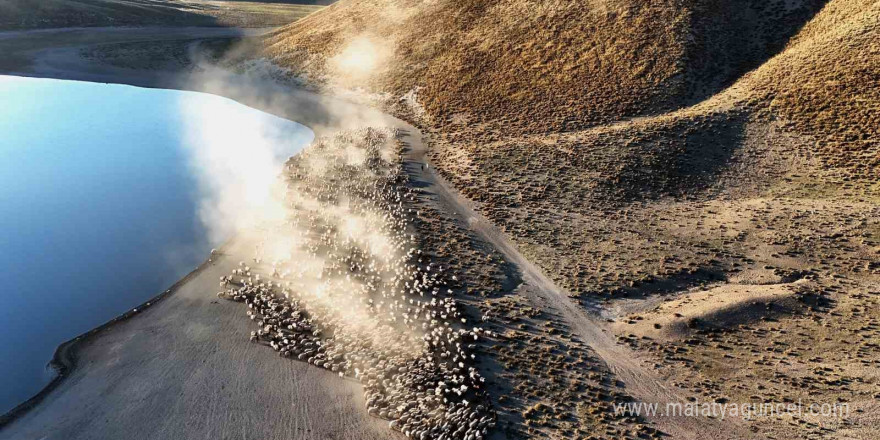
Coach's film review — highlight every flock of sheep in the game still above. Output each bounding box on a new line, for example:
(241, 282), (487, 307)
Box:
(218, 128), (496, 440)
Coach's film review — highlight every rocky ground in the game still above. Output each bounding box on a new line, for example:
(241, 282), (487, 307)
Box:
(426, 98), (880, 440)
(404, 147), (657, 439)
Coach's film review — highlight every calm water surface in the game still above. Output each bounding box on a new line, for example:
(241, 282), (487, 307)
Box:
(0, 75), (312, 413)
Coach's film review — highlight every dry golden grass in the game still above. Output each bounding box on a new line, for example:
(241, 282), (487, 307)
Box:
(263, 0), (875, 181)
(264, 0), (828, 131)
(740, 0), (880, 179)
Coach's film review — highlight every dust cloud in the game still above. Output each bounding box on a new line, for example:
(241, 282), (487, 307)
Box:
(175, 38), (495, 439)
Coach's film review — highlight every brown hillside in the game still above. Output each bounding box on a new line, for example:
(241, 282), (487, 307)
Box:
(263, 0), (826, 134)
(262, 0), (879, 303)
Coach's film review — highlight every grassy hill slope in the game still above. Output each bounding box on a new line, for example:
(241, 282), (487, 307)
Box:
(742, 0), (879, 178)
(264, 0), (827, 133)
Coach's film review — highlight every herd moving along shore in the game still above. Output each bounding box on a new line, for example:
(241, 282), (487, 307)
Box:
(218, 128), (496, 440)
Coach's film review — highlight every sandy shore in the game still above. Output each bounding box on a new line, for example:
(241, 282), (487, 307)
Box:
(1, 236), (397, 440)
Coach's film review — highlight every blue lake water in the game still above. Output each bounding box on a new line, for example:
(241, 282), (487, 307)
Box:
(0, 75), (313, 413)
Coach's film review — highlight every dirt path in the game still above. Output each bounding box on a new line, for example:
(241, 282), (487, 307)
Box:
(397, 129), (754, 439)
(0, 27), (752, 439)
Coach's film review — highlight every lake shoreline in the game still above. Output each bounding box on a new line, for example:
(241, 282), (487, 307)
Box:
(0, 73), (316, 414)
(0, 239), (230, 427)
(0, 27), (412, 439)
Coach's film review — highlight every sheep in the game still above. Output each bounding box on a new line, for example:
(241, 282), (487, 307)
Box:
(216, 128), (495, 439)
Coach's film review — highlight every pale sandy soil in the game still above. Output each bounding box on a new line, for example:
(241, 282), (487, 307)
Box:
(0, 235), (394, 440)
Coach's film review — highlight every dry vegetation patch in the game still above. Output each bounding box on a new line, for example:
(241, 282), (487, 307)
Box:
(614, 279), (814, 342)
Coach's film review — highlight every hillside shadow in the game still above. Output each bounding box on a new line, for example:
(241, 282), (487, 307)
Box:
(598, 111), (749, 203)
(681, 0), (829, 106)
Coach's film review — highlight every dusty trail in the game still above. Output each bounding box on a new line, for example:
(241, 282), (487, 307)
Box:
(398, 130), (754, 439)
(0, 26), (752, 439)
